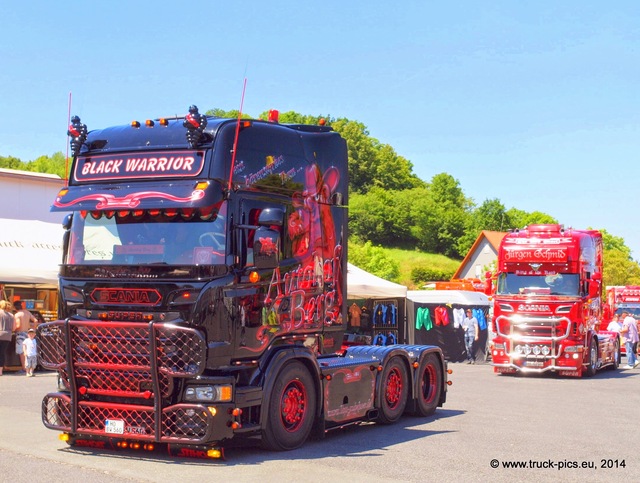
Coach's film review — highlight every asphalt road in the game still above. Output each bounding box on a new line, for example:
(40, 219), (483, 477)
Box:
(1, 359), (638, 483)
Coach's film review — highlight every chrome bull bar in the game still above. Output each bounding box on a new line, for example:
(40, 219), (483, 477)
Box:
(493, 314), (581, 373)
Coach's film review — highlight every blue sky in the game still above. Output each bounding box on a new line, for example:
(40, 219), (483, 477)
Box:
(2, 2), (640, 256)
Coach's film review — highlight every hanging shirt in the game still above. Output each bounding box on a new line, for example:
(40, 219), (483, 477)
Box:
(453, 308), (465, 329)
(374, 304), (386, 326)
(473, 308), (487, 330)
(349, 303), (362, 327)
(416, 306), (433, 330)
(385, 303), (397, 326)
(434, 306), (450, 326)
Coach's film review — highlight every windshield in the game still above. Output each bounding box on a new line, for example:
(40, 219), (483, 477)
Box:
(496, 273), (580, 296)
(67, 203), (227, 266)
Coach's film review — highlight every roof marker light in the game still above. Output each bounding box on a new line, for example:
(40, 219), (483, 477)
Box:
(268, 109), (279, 123)
(145, 119), (155, 127)
(159, 118), (169, 126)
(131, 120), (141, 128)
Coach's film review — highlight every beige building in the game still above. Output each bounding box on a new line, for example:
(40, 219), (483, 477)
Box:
(0, 168), (67, 313)
(453, 230), (506, 280)
(0, 168), (66, 223)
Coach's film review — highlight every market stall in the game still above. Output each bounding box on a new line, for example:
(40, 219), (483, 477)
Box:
(1, 218), (62, 369)
(407, 289), (490, 363)
(345, 263), (408, 346)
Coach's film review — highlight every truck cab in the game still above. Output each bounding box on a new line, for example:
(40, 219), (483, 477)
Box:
(489, 224), (618, 377)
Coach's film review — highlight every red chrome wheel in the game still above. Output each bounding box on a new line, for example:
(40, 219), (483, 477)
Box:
(378, 357), (408, 424)
(262, 362), (316, 451)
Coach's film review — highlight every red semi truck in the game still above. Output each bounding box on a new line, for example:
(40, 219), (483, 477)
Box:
(488, 224), (619, 377)
(605, 286), (640, 320)
(604, 285), (640, 358)
(37, 107), (448, 458)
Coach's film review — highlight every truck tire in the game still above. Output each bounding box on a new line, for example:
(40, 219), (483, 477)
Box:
(411, 353), (443, 417)
(261, 361), (316, 451)
(610, 340), (620, 370)
(584, 337), (598, 377)
(378, 356), (409, 424)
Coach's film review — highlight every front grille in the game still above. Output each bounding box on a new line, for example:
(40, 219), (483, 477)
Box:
(496, 315), (571, 342)
(42, 395), (211, 442)
(38, 320), (208, 443)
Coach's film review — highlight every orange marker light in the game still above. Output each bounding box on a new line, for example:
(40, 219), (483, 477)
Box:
(249, 271), (259, 283)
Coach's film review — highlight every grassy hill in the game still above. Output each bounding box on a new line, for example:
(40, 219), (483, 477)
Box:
(384, 248), (462, 290)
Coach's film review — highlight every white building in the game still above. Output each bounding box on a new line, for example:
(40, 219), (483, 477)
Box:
(0, 168), (67, 312)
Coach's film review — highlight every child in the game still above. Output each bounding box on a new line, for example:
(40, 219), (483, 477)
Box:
(22, 328), (38, 377)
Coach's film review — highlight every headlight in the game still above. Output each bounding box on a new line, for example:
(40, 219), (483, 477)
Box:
(541, 346), (551, 356)
(523, 345), (532, 355)
(185, 384), (232, 402)
(532, 346), (541, 355)
(564, 345), (583, 353)
(515, 345), (523, 354)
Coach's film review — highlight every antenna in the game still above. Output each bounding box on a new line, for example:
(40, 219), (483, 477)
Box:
(65, 91), (72, 186)
(228, 78), (247, 191)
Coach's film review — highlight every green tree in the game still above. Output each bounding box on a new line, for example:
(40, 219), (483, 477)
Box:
(0, 155), (25, 170)
(332, 118), (425, 194)
(457, 198), (510, 256)
(412, 174), (470, 258)
(505, 208), (557, 230)
(600, 229), (631, 256)
(348, 240), (400, 282)
(26, 152), (67, 179)
(205, 108), (252, 120)
(409, 181), (468, 258)
(603, 249), (640, 287)
(331, 119), (379, 194)
(349, 187), (414, 248)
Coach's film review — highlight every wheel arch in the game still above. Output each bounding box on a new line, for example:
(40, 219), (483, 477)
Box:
(401, 345), (447, 408)
(257, 347), (323, 432)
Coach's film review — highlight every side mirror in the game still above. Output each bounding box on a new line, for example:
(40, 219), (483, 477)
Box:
(257, 208), (284, 227)
(62, 213), (73, 231)
(588, 280), (600, 298)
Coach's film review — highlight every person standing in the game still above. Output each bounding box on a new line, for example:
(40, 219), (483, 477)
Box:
(22, 329), (38, 377)
(606, 314), (622, 332)
(13, 301), (37, 373)
(462, 309), (479, 364)
(0, 300), (15, 376)
(620, 312), (639, 369)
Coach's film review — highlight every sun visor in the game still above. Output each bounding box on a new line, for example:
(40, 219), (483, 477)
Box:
(51, 180), (224, 212)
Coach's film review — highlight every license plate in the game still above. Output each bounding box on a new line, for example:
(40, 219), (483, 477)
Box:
(105, 419), (125, 434)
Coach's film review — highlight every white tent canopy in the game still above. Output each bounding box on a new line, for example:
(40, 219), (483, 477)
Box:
(347, 263), (407, 299)
(0, 218), (62, 287)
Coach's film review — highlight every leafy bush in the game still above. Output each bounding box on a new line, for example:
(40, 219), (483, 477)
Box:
(410, 266), (455, 285)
